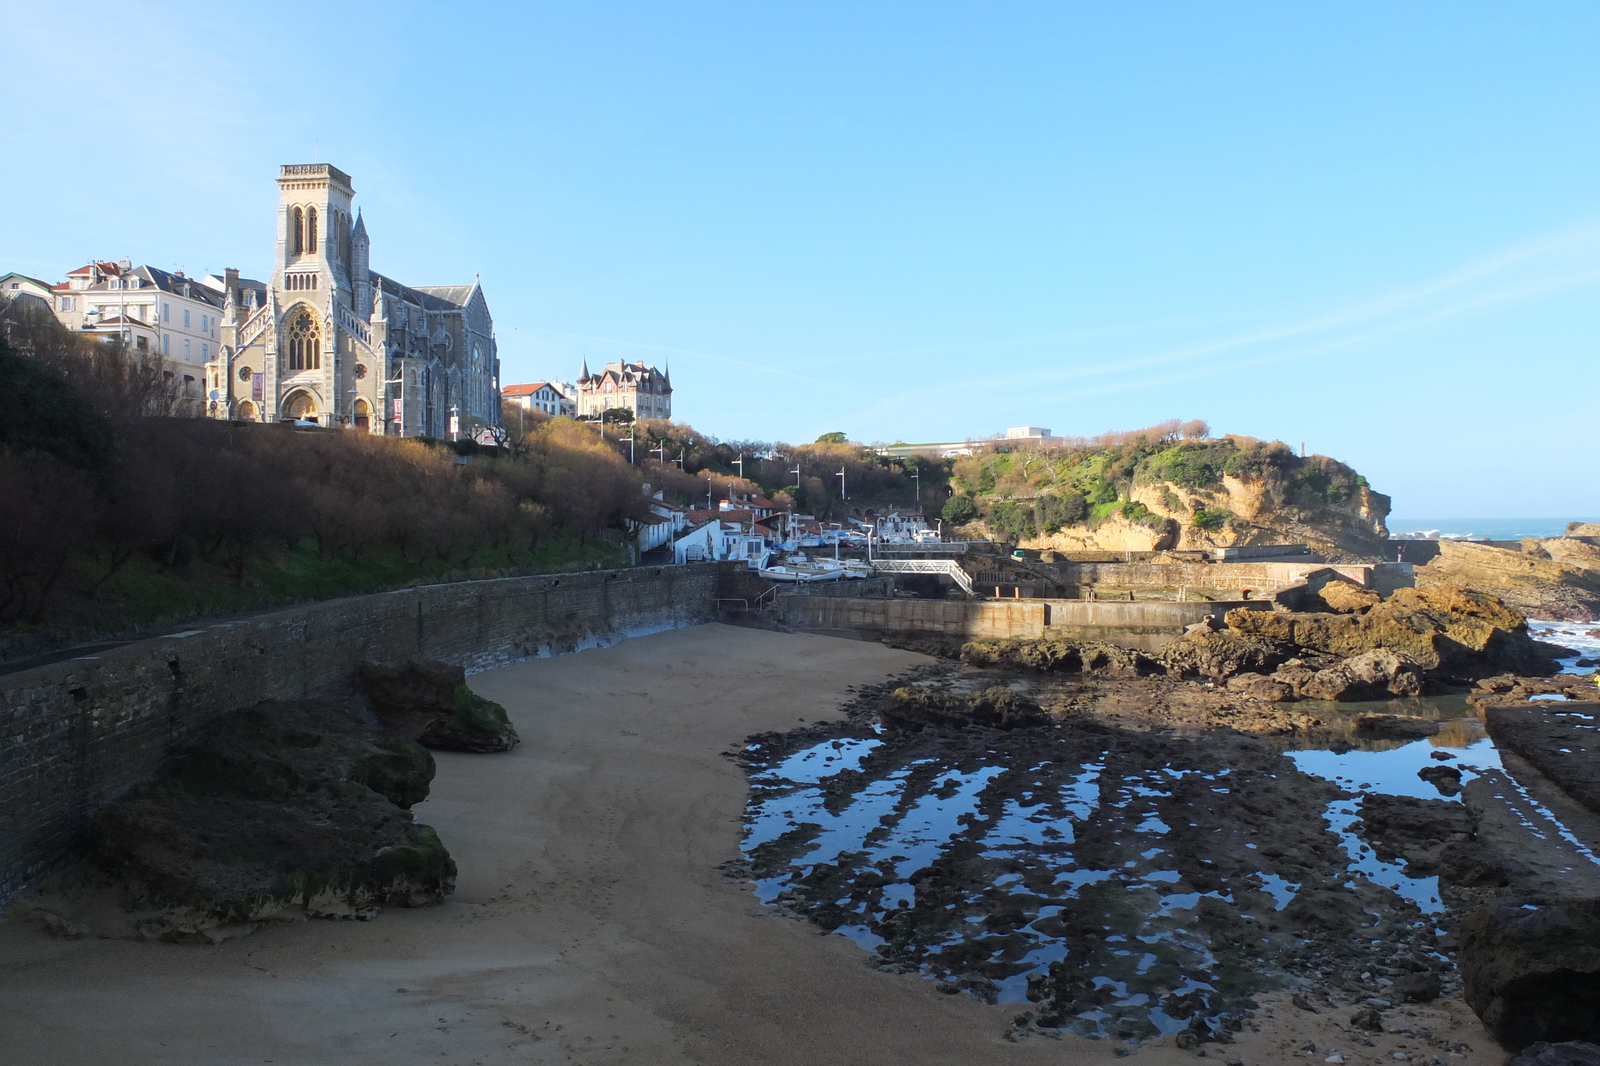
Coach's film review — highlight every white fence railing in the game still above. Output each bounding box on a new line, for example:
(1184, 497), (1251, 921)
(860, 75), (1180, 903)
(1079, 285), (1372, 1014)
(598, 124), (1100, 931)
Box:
(871, 558), (975, 596)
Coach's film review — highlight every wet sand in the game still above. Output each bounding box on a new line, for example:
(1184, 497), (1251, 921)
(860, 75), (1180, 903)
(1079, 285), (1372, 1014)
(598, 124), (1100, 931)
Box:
(0, 624), (1500, 1065)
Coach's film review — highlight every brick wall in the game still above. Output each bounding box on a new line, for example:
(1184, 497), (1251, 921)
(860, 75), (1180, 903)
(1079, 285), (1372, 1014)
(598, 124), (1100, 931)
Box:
(0, 564), (718, 904)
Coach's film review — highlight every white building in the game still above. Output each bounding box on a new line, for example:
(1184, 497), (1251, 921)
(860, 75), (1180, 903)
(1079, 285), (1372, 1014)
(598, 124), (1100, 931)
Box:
(502, 381), (571, 417)
(38, 259), (250, 410)
(0, 271), (55, 313)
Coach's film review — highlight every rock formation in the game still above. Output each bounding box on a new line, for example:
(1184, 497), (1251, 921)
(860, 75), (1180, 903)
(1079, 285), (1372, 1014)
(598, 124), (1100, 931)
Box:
(880, 686), (1049, 731)
(1160, 584), (1561, 689)
(358, 658), (520, 753)
(91, 699), (456, 934)
(1458, 900), (1600, 1051)
(946, 434), (1390, 560)
(1415, 540), (1600, 623)
(960, 637), (1160, 677)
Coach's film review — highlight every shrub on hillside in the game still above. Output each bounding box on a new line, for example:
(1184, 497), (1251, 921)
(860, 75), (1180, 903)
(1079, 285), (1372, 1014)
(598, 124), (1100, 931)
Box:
(942, 495), (978, 525)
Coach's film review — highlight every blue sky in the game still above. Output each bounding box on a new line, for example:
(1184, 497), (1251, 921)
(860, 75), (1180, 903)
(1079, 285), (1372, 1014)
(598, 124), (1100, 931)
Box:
(3, 2), (1596, 517)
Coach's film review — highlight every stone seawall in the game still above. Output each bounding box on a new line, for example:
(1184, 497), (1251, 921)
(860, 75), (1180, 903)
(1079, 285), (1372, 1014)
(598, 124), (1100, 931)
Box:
(781, 597), (1047, 642)
(780, 595), (1275, 652)
(0, 564), (719, 904)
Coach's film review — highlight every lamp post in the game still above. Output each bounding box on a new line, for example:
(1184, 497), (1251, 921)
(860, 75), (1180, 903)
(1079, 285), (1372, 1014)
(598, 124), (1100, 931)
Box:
(910, 468), (921, 506)
(382, 375), (404, 436)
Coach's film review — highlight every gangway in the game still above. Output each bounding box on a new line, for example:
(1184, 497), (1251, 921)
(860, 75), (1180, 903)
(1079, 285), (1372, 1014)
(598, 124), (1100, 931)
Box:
(870, 558), (975, 597)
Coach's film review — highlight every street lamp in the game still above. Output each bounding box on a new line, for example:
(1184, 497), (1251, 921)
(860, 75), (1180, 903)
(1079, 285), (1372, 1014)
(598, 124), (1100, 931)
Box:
(382, 375), (404, 436)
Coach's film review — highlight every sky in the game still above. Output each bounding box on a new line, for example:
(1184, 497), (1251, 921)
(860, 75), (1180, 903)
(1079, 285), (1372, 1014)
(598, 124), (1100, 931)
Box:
(2, 2), (1597, 517)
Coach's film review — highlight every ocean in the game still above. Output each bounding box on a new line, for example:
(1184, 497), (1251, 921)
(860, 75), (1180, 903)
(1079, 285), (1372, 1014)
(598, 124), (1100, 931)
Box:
(1386, 516), (1600, 541)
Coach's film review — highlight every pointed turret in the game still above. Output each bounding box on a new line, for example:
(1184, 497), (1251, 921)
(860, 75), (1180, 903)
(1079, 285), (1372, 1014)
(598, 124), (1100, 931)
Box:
(351, 209), (372, 319)
(578, 357), (591, 383)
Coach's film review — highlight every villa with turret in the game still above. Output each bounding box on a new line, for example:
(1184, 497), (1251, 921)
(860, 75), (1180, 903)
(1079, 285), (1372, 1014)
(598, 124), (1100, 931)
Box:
(575, 358), (672, 421)
(210, 163), (499, 435)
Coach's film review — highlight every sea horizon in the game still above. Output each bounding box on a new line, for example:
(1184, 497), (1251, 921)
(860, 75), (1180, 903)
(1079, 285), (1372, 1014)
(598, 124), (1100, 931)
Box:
(1386, 516), (1600, 541)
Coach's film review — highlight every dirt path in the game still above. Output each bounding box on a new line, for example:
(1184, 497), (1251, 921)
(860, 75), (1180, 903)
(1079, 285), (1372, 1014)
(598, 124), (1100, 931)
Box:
(0, 624), (1501, 1065)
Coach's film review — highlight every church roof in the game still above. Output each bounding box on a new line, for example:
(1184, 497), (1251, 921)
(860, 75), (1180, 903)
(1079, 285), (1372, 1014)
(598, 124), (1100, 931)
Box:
(412, 284), (476, 309)
(371, 272), (475, 312)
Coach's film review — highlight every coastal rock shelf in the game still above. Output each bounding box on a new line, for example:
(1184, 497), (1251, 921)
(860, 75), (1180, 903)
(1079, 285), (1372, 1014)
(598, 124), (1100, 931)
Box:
(738, 638), (1600, 1048)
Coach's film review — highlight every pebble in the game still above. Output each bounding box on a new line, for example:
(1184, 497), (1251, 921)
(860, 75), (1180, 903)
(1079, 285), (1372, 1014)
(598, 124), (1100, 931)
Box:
(1324, 1055), (1345, 1065)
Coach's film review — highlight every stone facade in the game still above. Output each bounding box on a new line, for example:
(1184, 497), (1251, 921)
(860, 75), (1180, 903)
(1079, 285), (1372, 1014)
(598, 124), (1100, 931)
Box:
(212, 164), (499, 436)
(576, 358), (671, 420)
(0, 564), (718, 905)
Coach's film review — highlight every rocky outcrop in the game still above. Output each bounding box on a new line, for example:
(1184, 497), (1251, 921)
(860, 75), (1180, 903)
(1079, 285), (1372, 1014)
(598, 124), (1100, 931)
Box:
(1459, 899), (1600, 1050)
(1416, 540), (1600, 623)
(1157, 584), (1559, 699)
(91, 699), (455, 931)
(961, 637), (1160, 676)
(1511, 1042), (1600, 1066)
(952, 435), (1390, 559)
(881, 686), (1050, 731)
(1485, 705), (1600, 817)
(1158, 629), (1293, 681)
(1314, 580), (1382, 614)
(1222, 585), (1558, 679)
(358, 658), (520, 753)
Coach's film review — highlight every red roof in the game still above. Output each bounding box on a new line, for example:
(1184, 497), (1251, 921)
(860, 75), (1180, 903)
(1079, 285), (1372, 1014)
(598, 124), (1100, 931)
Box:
(502, 382), (553, 396)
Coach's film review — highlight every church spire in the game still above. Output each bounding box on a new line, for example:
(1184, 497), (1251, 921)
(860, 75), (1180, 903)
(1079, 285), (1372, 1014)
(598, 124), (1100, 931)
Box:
(579, 357), (591, 383)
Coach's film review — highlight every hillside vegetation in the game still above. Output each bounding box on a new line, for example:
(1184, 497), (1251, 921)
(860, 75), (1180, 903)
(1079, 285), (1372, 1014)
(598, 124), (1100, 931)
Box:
(943, 421), (1390, 559)
(0, 299), (643, 641)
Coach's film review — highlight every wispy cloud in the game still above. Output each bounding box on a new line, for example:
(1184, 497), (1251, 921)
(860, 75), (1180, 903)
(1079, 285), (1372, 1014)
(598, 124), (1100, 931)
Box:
(843, 218), (1600, 423)
(516, 327), (831, 385)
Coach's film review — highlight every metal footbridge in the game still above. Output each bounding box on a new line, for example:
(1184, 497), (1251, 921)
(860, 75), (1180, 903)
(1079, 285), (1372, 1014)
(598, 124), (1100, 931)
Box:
(870, 558), (975, 596)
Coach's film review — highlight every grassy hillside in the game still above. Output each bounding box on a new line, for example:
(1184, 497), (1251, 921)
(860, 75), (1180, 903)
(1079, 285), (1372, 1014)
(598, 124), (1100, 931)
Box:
(943, 426), (1390, 558)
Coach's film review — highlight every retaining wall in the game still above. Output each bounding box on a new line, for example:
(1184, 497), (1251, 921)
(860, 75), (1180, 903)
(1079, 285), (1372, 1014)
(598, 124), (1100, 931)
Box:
(780, 597), (1046, 642)
(0, 564), (719, 903)
(779, 595), (1276, 652)
(1039, 599), (1271, 652)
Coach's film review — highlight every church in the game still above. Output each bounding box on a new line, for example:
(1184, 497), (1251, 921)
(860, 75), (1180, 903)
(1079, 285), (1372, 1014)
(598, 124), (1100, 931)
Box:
(210, 164), (499, 436)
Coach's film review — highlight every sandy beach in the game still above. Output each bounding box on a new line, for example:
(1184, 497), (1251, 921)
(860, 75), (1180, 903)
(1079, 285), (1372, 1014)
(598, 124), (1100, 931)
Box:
(0, 624), (1500, 1065)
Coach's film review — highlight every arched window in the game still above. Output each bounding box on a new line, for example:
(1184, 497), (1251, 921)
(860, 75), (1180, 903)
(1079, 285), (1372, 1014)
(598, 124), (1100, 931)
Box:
(306, 207), (319, 256)
(286, 311), (321, 371)
(290, 207), (303, 255)
(353, 397), (371, 432)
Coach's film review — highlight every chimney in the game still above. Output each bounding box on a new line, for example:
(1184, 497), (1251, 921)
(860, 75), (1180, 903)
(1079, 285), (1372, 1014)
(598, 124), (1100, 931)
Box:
(118, 259), (132, 270)
(224, 267), (240, 299)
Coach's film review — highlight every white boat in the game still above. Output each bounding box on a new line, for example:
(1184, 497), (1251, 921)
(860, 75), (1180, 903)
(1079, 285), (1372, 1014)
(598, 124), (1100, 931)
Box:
(759, 563), (846, 583)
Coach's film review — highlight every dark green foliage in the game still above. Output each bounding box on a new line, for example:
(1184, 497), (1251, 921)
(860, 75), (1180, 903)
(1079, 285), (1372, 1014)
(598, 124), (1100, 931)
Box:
(942, 495), (979, 525)
(989, 500), (1037, 541)
(1222, 438), (1295, 479)
(1087, 479), (1119, 506)
(814, 431), (848, 444)
(1036, 491), (1088, 533)
(1192, 508), (1229, 532)
(1139, 442), (1233, 490)
(0, 341), (113, 477)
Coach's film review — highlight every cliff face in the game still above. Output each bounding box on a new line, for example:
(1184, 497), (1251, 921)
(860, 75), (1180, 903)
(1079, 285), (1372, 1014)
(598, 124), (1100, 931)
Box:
(1415, 539), (1600, 622)
(949, 435), (1390, 560)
